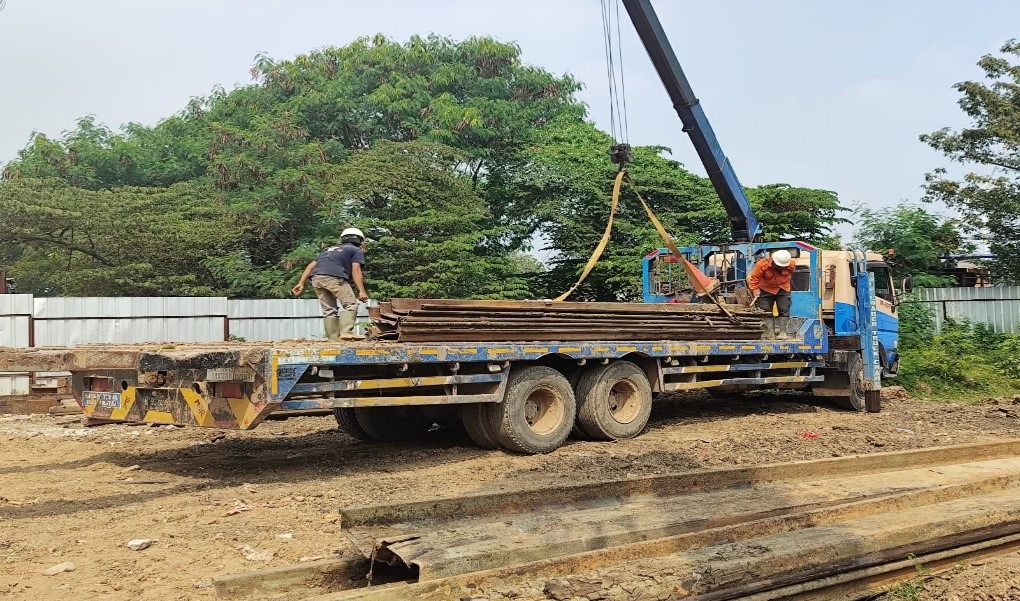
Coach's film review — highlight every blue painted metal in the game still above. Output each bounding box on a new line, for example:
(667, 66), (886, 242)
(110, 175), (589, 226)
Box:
(663, 361), (825, 374)
(280, 392), (503, 410)
(268, 333), (828, 403)
(876, 310), (898, 369)
(853, 252), (882, 391)
(834, 301), (857, 335)
(288, 373), (504, 395)
(621, 0), (761, 242)
(642, 241), (819, 321)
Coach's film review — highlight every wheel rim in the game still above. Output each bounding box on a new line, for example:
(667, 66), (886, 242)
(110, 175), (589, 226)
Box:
(523, 386), (564, 436)
(850, 362), (865, 406)
(608, 379), (641, 424)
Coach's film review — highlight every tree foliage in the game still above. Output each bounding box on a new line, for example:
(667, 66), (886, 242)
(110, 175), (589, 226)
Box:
(3, 34), (849, 299)
(921, 39), (1020, 283)
(0, 178), (239, 295)
(307, 140), (534, 300)
(3, 35), (582, 297)
(510, 116), (850, 301)
(853, 203), (970, 287)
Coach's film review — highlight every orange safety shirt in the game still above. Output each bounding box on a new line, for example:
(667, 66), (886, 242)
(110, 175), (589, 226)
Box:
(749, 258), (795, 294)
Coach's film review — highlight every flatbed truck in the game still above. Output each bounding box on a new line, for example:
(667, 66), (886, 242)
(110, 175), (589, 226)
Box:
(0, 0), (902, 454)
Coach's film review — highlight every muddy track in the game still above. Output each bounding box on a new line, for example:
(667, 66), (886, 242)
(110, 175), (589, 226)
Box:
(3, 391), (1020, 600)
(215, 442), (1020, 600)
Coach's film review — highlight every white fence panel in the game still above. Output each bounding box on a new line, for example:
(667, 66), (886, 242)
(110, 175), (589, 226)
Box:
(0, 294), (33, 348)
(915, 286), (1020, 334)
(0, 374), (30, 395)
(227, 299), (373, 340)
(228, 299), (323, 342)
(0, 295), (34, 395)
(33, 297), (229, 345)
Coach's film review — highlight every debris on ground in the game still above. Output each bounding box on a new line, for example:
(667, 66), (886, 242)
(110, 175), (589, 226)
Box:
(126, 539), (153, 551)
(41, 562), (75, 576)
(3, 392), (1020, 599)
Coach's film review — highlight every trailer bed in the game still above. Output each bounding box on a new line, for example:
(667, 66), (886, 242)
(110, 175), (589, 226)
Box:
(0, 320), (829, 432)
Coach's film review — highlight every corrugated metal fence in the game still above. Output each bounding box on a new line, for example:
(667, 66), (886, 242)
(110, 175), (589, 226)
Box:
(0, 295), (32, 394)
(913, 287), (1020, 334)
(0, 295), (369, 395)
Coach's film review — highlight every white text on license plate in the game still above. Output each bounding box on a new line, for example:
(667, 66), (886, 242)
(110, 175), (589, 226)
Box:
(83, 391), (122, 409)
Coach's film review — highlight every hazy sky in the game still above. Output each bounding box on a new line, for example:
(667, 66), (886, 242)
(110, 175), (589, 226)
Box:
(1, 0), (1016, 241)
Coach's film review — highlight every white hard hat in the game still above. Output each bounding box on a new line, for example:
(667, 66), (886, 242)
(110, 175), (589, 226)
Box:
(771, 249), (792, 267)
(340, 227), (365, 240)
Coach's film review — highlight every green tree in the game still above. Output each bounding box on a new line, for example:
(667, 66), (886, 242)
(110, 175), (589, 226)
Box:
(285, 140), (535, 300)
(853, 203), (970, 287)
(508, 116), (851, 301)
(502, 117), (714, 300)
(4, 36), (583, 297)
(0, 178), (240, 296)
(921, 39), (1020, 283)
(751, 184), (848, 243)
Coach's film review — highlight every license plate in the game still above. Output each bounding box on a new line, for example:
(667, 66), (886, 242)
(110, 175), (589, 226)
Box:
(83, 391), (122, 409)
(206, 368), (256, 382)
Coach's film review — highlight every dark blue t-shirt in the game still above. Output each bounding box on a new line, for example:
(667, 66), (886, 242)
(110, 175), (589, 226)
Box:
(311, 243), (365, 280)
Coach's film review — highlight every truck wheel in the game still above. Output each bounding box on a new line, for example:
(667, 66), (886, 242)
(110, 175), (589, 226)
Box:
(334, 407), (373, 441)
(490, 366), (575, 454)
(353, 407), (423, 442)
(569, 367), (595, 439)
(460, 404), (499, 449)
(834, 354), (867, 412)
(576, 361), (652, 440)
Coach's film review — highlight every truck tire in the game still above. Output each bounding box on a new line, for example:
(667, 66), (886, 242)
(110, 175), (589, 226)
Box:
(460, 403), (499, 449)
(576, 361), (652, 440)
(834, 353), (867, 412)
(569, 367), (595, 440)
(353, 407), (423, 442)
(333, 407), (373, 441)
(489, 366), (575, 454)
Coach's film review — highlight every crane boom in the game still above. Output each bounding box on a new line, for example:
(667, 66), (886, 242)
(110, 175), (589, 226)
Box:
(621, 0), (762, 242)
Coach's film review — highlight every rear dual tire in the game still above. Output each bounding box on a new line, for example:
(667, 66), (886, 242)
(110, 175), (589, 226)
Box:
(574, 361), (652, 440)
(462, 366), (576, 454)
(333, 407), (373, 441)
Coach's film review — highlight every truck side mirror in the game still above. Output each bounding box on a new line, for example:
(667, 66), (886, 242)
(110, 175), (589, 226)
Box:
(901, 275), (913, 295)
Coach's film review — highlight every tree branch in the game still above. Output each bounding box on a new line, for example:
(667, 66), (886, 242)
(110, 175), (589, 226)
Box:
(16, 233), (114, 266)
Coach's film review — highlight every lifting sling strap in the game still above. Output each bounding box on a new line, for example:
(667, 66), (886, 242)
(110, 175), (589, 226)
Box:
(554, 170), (738, 322)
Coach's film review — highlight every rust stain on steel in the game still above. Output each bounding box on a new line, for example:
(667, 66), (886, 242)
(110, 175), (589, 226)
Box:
(326, 477), (1020, 601)
(340, 440), (1020, 529)
(373, 298), (765, 343)
(344, 461), (1020, 582)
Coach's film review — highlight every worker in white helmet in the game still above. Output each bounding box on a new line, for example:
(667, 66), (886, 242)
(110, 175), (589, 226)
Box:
(292, 227), (369, 341)
(748, 249), (795, 340)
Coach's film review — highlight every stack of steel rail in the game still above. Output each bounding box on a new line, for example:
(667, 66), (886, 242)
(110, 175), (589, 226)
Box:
(370, 299), (766, 342)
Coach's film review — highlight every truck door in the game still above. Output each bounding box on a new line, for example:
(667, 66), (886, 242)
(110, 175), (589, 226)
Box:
(867, 262), (898, 369)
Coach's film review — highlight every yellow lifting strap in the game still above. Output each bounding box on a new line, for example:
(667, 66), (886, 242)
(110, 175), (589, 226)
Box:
(554, 170), (682, 302)
(553, 170), (738, 322)
(552, 170), (627, 302)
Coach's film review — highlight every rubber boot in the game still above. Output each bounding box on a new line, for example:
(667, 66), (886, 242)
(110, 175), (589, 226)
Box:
(776, 317), (790, 340)
(339, 310), (361, 339)
(323, 316), (342, 342)
(763, 317), (776, 339)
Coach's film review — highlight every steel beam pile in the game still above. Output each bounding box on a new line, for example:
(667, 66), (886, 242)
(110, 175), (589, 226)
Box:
(371, 299), (766, 342)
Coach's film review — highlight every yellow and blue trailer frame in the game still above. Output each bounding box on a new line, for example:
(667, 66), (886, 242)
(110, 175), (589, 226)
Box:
(72, 327), (830, 430)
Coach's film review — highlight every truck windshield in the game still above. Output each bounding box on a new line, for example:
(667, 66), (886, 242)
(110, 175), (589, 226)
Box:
(867, 263), (894, 302)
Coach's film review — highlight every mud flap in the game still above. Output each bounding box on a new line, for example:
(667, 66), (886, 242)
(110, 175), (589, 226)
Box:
(865, 389), (881, 413)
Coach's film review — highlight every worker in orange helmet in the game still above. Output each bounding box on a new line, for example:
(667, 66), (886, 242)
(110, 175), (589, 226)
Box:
(748, 249), (795, 340)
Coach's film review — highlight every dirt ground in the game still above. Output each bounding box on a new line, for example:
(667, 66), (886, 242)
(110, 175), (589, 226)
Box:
(3, 390), (1020, 601)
